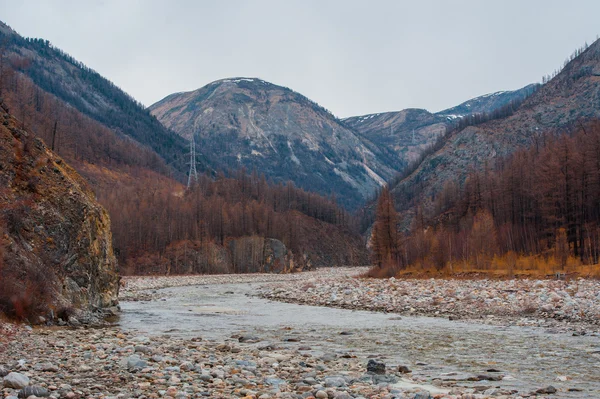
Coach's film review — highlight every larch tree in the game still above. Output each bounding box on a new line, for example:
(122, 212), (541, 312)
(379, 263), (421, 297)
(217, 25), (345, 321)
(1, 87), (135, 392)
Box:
(371, 186), (401, 270)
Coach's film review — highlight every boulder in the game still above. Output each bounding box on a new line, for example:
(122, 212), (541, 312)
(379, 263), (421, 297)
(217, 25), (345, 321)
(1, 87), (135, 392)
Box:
(3, 372), (29, 389)
(367, 359), (386, 375)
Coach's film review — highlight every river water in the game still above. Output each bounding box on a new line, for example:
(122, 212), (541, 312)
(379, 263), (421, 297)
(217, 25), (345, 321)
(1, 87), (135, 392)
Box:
(119, 282), (600, 398)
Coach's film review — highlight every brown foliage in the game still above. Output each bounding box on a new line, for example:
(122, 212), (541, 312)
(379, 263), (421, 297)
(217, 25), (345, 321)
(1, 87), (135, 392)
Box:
(371, 186), (401, 272)
(1, 67), (168, 174)
(87, 167), (366, 274)
(370, 120), (600, 278)
(0, 220), (54, 321)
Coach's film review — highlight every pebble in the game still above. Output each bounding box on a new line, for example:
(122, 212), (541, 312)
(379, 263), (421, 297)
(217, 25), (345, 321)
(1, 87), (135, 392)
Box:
(18, 385), (49, 398)
(366, 359), (385, 375)
(3, 372), (30, 389)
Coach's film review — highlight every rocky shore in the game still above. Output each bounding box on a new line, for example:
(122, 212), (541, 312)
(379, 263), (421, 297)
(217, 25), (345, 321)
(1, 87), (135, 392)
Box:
(2, 268), (598, 399)
(120, 269), (370, 302)
(258, 270), (600, 334)
(1, 324), (565, 399)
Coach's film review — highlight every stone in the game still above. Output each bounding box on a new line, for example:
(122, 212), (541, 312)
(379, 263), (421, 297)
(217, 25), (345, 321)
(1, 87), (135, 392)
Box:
(39, 363), (59, 372)
(238, 335), (260, 343)
(315, 391), (328, 399)
(468, 374), (502, 381)
(18, 386), (50, 398)
(0, 366), (8, 377)
(397, 365), (411, 374)
(180, 362), (194, 371)
(3, 372), (30, 389)
(126, 355), (147, 370)
(366, 359), (385, 375)
(413, 393), (432, 399)
(324, 377), (346, 388)
(134, 346), (152, 354)
(536, 386), (557, 394)
(165, 386), (178, 397)
(320, 353), (336, 362)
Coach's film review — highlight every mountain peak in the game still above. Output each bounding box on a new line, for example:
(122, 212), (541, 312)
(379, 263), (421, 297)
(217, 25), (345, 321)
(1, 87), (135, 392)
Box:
(150, 80), (402, 208)
(211, 77), (271, 86)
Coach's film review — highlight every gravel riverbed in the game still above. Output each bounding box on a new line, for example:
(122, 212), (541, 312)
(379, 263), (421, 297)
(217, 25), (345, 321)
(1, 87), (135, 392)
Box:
(2, 268), (598, 399)
(257, 269), (600, 334)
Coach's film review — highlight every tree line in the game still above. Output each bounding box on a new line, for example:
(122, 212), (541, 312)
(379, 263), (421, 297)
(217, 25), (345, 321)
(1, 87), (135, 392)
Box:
(0, 59), (169, 173)
(98, 169), (360, 274)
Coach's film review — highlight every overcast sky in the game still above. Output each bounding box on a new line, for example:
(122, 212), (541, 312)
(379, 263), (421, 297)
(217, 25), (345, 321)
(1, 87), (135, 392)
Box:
(1, 0), (599, 118)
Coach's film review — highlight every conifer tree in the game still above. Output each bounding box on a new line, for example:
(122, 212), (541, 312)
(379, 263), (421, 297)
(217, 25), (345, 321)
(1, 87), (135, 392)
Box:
(372, 186), (401, 270)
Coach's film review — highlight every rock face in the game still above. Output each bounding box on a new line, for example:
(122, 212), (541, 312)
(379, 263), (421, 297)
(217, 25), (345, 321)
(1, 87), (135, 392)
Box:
(150, 78), (401, 209)
(0, 106), (119, 320)
(228, 237), (289, 273)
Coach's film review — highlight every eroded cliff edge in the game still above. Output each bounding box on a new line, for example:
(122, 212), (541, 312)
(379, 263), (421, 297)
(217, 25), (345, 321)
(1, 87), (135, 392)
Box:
(0, 104), (119, 322)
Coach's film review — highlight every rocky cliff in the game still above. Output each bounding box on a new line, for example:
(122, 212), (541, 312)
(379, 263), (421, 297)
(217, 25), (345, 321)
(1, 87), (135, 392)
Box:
(0, 105), (119, 322)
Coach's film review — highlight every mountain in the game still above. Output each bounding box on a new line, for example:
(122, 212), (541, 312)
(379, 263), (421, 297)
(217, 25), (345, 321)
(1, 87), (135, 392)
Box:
(437, 84), (540, 118)
(387, 39), (600, 222)
(150, 78), (402, 209)
(0, 103), (118, 321)
(343, 84), (539, 166)
(0, 21), (188, 176)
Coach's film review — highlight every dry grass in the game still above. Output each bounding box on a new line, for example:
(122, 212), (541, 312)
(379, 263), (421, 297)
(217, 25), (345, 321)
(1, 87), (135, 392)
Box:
(367, 254), (600, 280)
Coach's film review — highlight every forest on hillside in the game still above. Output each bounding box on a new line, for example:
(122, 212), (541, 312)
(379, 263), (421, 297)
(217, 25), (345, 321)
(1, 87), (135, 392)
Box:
(97, 169), (365, 274)
(0, 32), (189, 174)
(0, 56), (169, 173)
(371, 120), (600, 276)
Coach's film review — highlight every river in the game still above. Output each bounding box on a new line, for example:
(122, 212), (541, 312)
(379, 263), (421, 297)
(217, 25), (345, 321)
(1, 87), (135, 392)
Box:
(120, 281), (600, 398)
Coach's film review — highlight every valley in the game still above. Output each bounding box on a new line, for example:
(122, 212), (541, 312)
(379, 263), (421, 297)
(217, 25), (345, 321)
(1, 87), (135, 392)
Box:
(1, 6), (600, 399)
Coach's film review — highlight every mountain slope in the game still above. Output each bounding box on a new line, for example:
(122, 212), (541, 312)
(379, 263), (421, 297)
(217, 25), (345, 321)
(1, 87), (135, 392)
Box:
(0, 21), (188, 177)
(150, 78), (401, 209)
(389, 39), (600, 221)
(437, 84), (539, 118)
(344, 84), (539, 166)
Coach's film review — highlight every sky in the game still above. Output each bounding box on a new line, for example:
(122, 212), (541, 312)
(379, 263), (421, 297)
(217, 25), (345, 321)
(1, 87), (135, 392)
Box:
(1, 0), (599, 118)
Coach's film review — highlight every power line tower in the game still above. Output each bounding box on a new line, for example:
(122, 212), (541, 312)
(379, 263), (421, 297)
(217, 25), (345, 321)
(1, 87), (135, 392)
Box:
(187, 134), (199, 189)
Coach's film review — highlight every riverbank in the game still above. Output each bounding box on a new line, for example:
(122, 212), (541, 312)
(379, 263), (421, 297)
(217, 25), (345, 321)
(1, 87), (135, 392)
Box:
(2, 326), (421, 399)
(257, 269), (600, 334)
(3, 269), (597, 399)
(120, 268), (370, 301)
(1, 317), (571, 399)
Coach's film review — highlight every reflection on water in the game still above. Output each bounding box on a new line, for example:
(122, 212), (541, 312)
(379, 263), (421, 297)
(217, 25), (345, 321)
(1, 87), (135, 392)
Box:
(120, 283), (600, 398)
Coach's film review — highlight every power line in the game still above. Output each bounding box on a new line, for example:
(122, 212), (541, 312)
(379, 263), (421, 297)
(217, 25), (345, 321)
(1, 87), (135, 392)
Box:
(187, 134), (199, 189)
